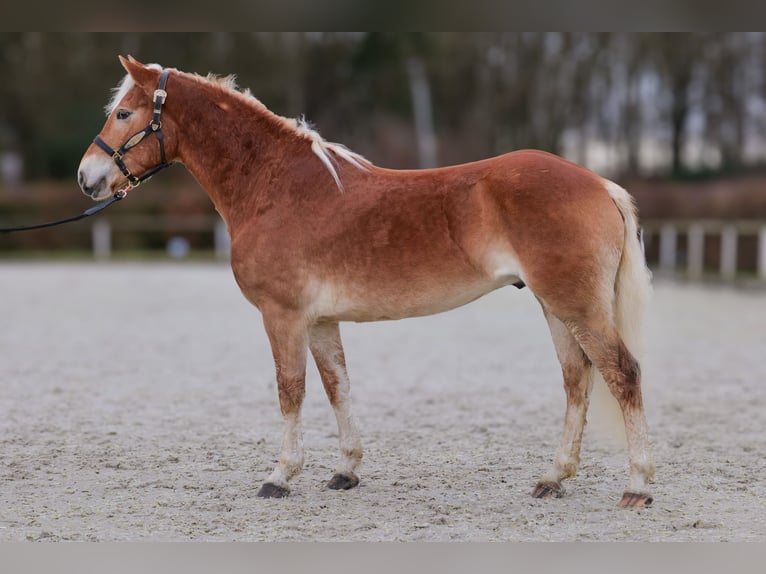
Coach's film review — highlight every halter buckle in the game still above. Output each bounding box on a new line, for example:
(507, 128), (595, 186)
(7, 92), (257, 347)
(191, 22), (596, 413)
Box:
(111, 151), (122, 160)
(154, 89), (167, 104)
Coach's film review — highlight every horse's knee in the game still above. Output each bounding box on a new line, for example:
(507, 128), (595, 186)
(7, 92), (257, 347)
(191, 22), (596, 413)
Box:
(277, 375), (306, 414)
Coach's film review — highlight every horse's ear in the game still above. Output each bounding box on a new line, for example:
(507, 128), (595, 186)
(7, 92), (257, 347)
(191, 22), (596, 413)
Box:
(119, 54), (143, 71)
(118, 55), (159, 93)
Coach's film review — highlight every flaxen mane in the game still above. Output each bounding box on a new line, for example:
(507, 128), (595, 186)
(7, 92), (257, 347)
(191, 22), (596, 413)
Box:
(108, 65), (370, 191)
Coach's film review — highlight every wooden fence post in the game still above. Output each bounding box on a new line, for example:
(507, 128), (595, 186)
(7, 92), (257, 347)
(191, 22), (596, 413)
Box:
(720, 225), (738, 280)
(758, 226), (766, 281)
(92, 220), (112, 260)
(659, 224), (677, 273)
(687, 224), (705, 279)
(214, 219), (230, 260)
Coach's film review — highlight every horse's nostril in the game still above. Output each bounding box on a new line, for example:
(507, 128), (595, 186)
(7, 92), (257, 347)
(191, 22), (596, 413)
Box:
(78, 171), (85, 187)
(80, 176), (105, 198)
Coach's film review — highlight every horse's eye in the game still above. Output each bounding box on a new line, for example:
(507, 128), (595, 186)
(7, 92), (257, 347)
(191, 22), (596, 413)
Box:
(116, 109), (132, 120)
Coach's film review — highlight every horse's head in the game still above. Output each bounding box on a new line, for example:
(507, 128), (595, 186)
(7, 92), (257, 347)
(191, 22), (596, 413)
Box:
(78, 56), (175, 200)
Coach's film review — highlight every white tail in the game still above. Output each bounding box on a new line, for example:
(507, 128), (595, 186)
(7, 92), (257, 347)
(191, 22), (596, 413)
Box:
(589, 179), (653, 446)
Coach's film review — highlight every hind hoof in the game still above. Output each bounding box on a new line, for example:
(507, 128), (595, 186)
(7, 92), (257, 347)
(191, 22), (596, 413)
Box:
(257, 482), (290, 498)
(618, 491), (653, 508)
(327, 472), (359, 490)
(532, 481), (565, 499)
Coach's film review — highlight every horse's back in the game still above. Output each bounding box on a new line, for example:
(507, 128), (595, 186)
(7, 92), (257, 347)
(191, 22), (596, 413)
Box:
(361, 149), (623, 234)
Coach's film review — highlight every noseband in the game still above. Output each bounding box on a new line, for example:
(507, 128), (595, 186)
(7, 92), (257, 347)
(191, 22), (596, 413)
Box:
(93, 69), (172, 188)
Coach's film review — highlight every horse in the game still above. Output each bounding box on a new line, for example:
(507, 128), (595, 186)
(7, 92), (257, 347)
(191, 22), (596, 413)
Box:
(77, 56), (655, 508)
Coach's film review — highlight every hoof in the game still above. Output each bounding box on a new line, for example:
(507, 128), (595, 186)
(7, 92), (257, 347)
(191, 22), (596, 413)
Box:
(532, 481), (565, 499)
(618, 491), (653, 508)
(257, 482), (290, 498)
(327, 472), (359, 490)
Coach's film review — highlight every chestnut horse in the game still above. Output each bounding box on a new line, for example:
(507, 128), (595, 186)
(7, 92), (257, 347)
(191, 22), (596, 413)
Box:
(78, 56), (655, 508)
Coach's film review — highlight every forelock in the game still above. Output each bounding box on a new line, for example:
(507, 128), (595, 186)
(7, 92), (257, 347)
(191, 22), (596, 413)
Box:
(105, 63), (163, 116)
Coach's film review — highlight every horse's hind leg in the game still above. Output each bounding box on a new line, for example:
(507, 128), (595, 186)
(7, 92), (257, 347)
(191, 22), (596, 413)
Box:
(533, 308), (594, 499)
(566, 316), (655, 507)
(309, 321), (363, 490)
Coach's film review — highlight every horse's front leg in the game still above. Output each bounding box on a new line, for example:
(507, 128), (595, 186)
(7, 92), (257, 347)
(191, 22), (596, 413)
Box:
(257, 309), (309, 498)
(309, 321), (363, 490)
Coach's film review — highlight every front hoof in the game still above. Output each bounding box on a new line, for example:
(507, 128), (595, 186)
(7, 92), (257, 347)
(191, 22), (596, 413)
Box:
(257, 482), (290, 498)
(532, 481), (565, 499)
(327, 472), (359, 490)
(618, 491), (653, 508)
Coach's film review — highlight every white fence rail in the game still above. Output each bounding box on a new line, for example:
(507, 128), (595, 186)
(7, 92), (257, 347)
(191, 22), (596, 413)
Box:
(642, 219), (766, 281)
(85, 215), (766, 282)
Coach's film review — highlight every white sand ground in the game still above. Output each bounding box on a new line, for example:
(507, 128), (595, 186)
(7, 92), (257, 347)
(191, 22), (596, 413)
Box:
(0, 262), (764, 541)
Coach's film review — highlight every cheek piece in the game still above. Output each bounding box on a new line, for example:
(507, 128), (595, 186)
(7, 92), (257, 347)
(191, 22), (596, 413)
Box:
(93, 68), (172, 189)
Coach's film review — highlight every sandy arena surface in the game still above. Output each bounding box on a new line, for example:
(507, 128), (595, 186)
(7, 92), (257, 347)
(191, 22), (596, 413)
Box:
(1, 262), (764, 541)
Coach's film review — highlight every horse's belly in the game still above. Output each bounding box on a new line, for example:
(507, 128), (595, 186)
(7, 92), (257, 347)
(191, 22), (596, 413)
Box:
(307, 273), (517, 323)
(306, 241), (524, 322)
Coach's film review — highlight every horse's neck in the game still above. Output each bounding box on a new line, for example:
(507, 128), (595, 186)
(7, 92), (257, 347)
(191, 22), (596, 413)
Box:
(172, 84), (304, 230)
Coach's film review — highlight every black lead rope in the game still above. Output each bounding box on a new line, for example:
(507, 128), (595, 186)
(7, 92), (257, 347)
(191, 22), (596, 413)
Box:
(0, 190), (127, 233)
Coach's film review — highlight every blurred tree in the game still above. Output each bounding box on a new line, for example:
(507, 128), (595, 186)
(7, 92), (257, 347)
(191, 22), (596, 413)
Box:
(2, 33), (766, 181)
(649, 33), (707, 177)
(702, 33), (763, 171)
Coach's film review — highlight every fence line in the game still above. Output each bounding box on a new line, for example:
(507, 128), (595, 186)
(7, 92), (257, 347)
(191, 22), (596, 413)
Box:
(642, 219), (766, 281)
(89, 215), (230, 260)
(86, 215), (766, 282)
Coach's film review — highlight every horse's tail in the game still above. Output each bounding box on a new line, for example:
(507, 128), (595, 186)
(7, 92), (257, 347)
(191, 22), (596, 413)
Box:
(605, 179), (652, 360)
(589, 179), (653, 445)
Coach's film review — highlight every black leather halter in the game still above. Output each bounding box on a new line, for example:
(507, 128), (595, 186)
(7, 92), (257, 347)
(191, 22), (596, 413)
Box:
(93, 69), (172, 188)
(1, 70), (174, 233)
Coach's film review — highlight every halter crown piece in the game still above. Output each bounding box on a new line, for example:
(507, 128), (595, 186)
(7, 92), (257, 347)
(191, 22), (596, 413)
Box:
(93, 69), (172, 189)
